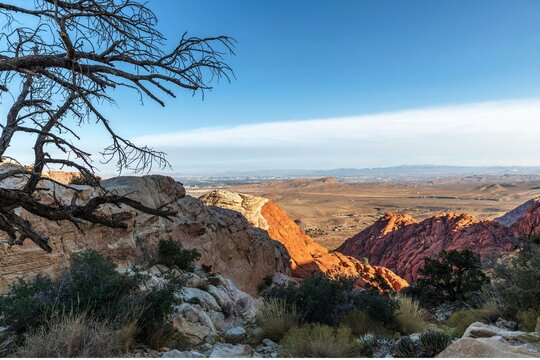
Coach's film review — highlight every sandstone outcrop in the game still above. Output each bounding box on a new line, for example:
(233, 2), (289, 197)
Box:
(200, 190), (408, 290)
(437, 322), (540, 358)
(338, 198), (540, 282)
(0, 174), (290, 295)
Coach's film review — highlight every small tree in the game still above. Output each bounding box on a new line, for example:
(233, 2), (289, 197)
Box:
(414, 249), (488, 305)
(495, 241), (540, 321)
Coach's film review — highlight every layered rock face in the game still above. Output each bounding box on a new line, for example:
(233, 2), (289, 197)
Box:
(338, 198), (540, 282)
(200, 190), (408, 291)
(0, 175), (290, 295)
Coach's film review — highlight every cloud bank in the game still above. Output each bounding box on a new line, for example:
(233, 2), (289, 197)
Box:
(133, 98), (540, 173)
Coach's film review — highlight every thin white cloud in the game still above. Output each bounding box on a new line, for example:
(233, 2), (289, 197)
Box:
(130, 99), (540, 172)
(134, 99), (540, 151)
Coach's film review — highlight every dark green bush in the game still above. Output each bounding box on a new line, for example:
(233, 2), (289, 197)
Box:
(265, 273), (398, 327)
(137, 274), (184, 347)
(59, 250), (143, 321)
(350, 290), (399, 325)
(419, 331), (452, 357)
(0, 250), (184, 349)
(412, 250), (488, 306)
(158, 239), (201, 271)
(495, 243), (540, 322)
(264, 274), (354, 325)
(0, 275), (57, 332)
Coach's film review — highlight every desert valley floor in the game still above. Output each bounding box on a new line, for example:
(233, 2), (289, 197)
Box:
(187, 175), (540, 249)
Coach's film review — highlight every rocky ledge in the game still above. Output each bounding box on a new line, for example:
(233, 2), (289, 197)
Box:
(0, 175), (290, 295)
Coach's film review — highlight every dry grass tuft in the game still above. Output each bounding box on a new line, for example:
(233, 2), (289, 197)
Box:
(342, 309), (393, 336)
(395, 296), (427, 334)
(279, 324), (360, 358)
(15, 313), (123, 358)
(255, 298), (299, 342)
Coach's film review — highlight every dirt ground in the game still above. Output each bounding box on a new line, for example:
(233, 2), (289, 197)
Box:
(187, 175), (540, 249)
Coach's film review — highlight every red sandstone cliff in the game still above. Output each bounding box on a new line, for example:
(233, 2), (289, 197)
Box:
(200, 190), (408, 291)
(338, 198), (540, 283)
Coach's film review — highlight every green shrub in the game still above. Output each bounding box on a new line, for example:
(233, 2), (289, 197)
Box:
(0, 250), (184, 350)
(350, 289), (399, 326)
(395, 296), (427, 334)
(414, 250), (488, 306)
(342, 310), (393, 337)
(446, 309), (486, 337)
(517, 308), (540, 332)
(264, 274), (355, 326)
(419, 331), (452, 357)
(0, 275), (57, 332)
(391, 336), (418, 358)
(59, 250), (143, 321)
(265, 273), (398, 327)
(495, 244), (540, 319)
(158, 239), (201, 271)
(256, 298), (299, 342)
(279, 324), (360, 357)
(15, 313), (122, 357)
(136, 274), (183, 345)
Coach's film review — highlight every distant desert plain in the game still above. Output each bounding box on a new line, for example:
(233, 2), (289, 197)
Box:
(187, 175), (540, 249)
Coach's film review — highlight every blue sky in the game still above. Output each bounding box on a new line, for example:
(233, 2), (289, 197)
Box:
(3, 0), (540, 174)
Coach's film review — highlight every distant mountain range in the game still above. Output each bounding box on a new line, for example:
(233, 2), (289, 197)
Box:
(172, 165), (540, 179)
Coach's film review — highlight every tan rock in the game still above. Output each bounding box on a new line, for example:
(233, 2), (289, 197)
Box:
(438, 322), (540, 358)
(437, 337), (540, 358)
(0, 175), (290, 295)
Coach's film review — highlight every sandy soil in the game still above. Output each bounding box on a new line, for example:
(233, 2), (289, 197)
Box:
(187, 175), (540, 249)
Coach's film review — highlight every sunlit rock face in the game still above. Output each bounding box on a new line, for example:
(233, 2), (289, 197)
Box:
(338, 199), (540, 282)
(0, 175), (290, 295)
(200, 190), (408, 291)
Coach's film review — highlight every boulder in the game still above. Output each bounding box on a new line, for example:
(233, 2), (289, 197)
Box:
(224, 326), (246, 343)
(167, 269), (261, 347)
(207, 343), (254, 358)
(171, 303), (217, 346)
(0, 175), (290, 295)
(437, 322), (540, 358)
(462, 322), (531, 341)
(162, 349), (206, 358)
(437, 337), (540, 358)
(255, 339), (279, 358)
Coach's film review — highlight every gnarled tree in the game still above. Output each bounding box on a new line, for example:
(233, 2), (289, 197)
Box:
(0, 0), (234, 251)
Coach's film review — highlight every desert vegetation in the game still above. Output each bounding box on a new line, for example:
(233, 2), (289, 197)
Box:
(252, 244), (540, 358)
(0, 248), (196, 356)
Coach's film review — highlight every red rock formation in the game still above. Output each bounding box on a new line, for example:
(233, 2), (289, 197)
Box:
(338, 199), (540, 283)
(201, 191), (408, 291)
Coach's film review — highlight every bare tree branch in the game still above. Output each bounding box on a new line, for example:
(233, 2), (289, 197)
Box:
(0, 0), (235, 251)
